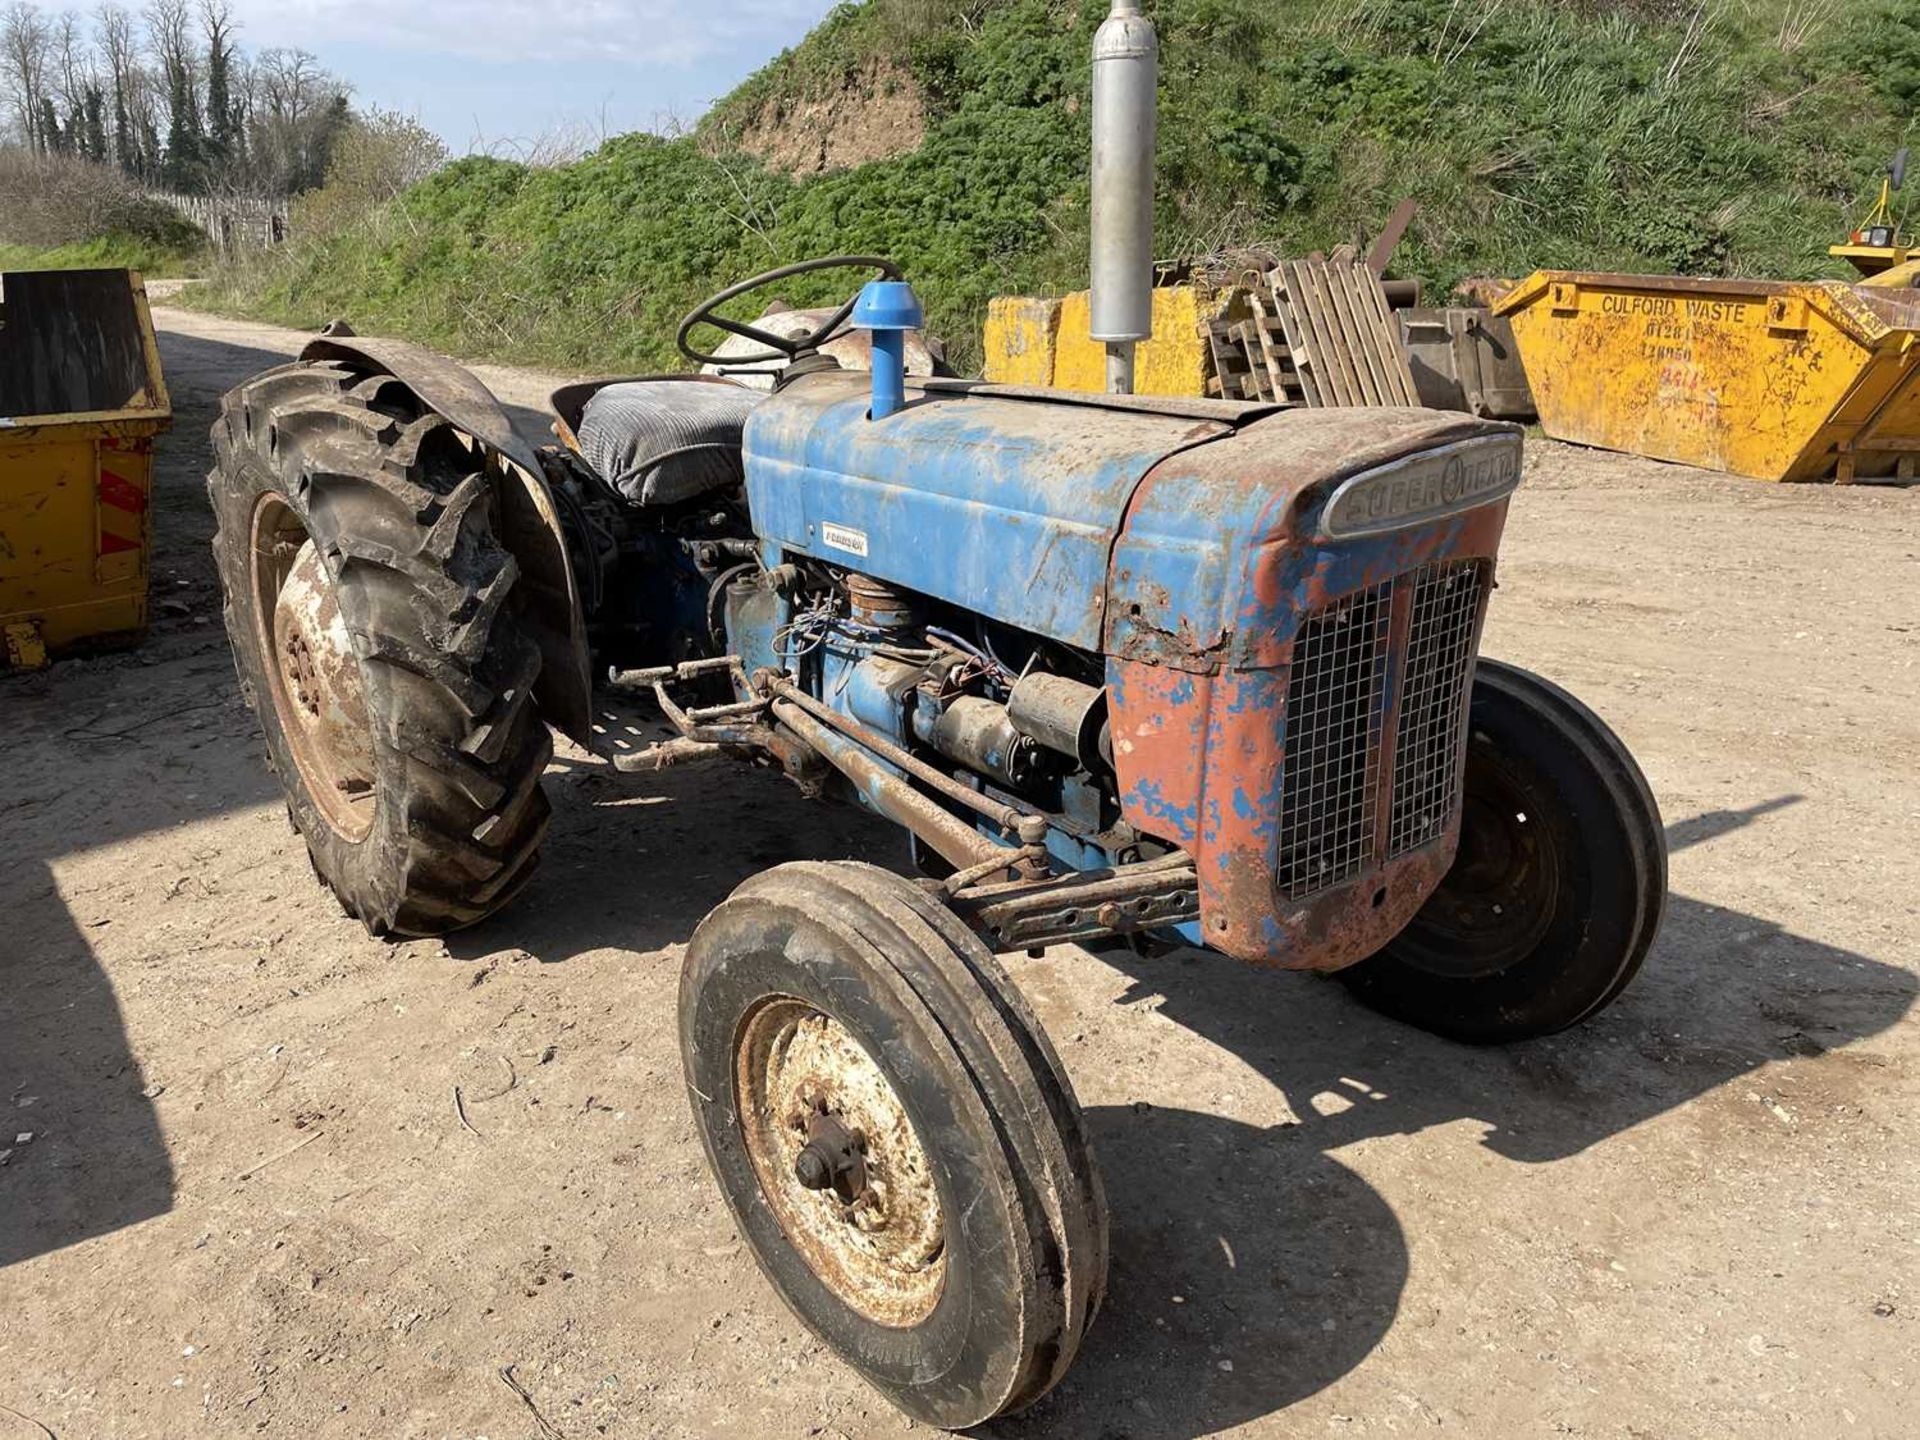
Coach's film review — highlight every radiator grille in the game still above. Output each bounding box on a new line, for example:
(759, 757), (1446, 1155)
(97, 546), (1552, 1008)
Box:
(1275, 579), (1394, 900)
(1275, 559), (1490, 901)
(1389, 560), (1489, 855)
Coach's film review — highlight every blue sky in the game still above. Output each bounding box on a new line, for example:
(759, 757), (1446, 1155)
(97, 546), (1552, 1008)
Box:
(215, 1), (842, 151)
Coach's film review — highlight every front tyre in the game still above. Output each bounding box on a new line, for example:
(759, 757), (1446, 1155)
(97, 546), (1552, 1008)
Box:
(681, 862), (1106, 1429)
(208, 361), (552, 936)
(1338, 659), (1666, 1044)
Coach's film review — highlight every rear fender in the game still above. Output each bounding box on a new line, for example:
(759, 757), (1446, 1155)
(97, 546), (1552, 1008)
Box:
(301, 333), (594, 745)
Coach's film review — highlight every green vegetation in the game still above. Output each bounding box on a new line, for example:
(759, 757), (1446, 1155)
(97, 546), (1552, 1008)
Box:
(0, 148), (206, 274)
(0, 230), (204, 275)
(191, 0), (1920, 374)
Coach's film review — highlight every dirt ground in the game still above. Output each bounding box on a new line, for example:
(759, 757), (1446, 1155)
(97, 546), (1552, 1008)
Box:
(2, 302), (1916, 1440)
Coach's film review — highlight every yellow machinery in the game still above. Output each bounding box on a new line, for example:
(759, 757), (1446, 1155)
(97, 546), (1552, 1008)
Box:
(1832, 148), (1913, 279)
(1497, 272), (1920, 483)
(1861, 256), (1920, 290)
(0, 268), (171, 666)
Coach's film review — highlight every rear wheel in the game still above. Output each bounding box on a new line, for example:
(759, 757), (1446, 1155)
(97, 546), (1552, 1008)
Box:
(681, 862), (1106, 1428)
(208, 361), (552, 936)
(1338, 660), (1666, 1043)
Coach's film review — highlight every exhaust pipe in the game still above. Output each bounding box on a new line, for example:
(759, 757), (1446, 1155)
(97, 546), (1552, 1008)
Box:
(1090, 0), (1157, 395)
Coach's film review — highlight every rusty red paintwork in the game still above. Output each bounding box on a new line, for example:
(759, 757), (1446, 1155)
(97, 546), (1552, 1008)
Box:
(1103, 406), (1517, 971)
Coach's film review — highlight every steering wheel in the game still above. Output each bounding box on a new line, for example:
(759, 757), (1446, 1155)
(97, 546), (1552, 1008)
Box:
(676, 255), (904, 368)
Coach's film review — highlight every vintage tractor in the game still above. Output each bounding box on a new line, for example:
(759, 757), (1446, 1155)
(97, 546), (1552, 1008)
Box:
(205, 11), (1663, 1428)
(205, 258), (1665, 1425)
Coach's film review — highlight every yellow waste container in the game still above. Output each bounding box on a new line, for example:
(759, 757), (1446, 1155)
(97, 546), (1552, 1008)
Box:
(1496, 271), (1920, 482)
(0, 268), (172, 665)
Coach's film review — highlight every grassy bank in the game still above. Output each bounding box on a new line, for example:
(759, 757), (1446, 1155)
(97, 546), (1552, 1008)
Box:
(0, 232), (206, 276)
(0, 149), (210, 277)
(188, 0), (1920, 374)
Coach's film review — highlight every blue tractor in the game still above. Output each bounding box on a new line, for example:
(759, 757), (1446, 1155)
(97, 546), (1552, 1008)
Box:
(208, 18), (1660, 1420)
(207, 254), (1664, 1426)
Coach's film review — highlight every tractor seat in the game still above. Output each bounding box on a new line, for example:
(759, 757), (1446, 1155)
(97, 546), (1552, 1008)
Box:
(574, 379), (764, 507)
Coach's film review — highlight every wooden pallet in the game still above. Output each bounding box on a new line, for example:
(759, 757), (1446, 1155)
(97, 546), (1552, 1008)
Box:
(1205, 316), (1259, 401)
(1206, 314), (1309, 404)
(1202, 257), (1417, 409)
(1268, 257), (1419, 408)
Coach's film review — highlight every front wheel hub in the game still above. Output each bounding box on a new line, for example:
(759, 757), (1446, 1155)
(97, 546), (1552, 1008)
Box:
(792, 1111), (868, 1203)
(1394, 759), (1559, 980)
(736, 999), (946, 1328)
(251, 500), (378, 841)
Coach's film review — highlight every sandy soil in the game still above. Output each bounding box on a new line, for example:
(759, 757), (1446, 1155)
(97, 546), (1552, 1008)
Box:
(731, 60), (927, 177)
(2, 303), (1916, 1440)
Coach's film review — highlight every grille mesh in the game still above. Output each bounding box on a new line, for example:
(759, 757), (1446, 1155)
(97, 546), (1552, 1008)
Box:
(1388, 560), (1489, 856)
(1275, 579), (1394, 900)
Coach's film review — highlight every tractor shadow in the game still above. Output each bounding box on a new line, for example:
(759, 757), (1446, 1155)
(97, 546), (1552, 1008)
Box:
(1021, 1103), (1408, 1440)
(996, 795), (1916, 1439)
(445, 750), (895, 963)
(460, 773), (1916, 1439)
(1, 321), (295, 1270)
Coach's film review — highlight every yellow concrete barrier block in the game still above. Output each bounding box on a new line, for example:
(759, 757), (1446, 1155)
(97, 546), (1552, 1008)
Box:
(984, 284), (1231, 397)
(983, 295), (1062, 386)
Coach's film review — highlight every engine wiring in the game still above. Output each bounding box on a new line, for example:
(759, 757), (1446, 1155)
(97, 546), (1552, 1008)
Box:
(772, 592), (840, 660)
(773, 592), (992, 674)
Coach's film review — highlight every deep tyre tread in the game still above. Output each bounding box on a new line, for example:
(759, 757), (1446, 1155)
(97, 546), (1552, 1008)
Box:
(207, 360), (552, 937)
(1338, 659), (1667, 1044)
(681, 862), (1107, 1429)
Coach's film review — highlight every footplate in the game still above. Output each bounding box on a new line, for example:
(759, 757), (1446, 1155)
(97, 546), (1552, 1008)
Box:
(602, 655), (772, 771)
(584, 689), (699, 772)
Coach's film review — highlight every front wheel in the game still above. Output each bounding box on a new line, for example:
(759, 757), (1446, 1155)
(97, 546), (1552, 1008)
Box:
(1338, 659), (1666, 1043)
(680, 862), (1106, 1428)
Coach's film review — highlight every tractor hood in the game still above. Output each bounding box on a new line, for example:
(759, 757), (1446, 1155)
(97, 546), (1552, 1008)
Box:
(743, 369), (1518, 658)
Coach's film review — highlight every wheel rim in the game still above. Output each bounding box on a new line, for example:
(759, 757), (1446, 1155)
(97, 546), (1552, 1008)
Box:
(250, 495), (378, 842)
(1392, 750), (1560, 980)
(734, 996), (947, 1328)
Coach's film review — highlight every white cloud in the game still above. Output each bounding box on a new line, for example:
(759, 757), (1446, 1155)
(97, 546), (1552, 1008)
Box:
(220, 0), (832, 68)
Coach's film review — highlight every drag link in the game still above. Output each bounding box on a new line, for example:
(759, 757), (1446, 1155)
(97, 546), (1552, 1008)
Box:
(759, 672), (1051, 844)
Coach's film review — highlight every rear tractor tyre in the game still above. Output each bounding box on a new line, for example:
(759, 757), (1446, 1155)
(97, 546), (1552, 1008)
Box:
(207, 360), (552, 936)
(1338, 659), (1666, 1044)
(680, 861), (1106, 1429)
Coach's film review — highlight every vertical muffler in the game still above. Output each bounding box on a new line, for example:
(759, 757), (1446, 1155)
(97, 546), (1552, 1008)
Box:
(1090, 0), (1158, 395)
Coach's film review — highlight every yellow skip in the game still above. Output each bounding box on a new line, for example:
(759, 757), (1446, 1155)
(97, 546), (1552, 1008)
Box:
(1, 269), (173, 661)
(1496, 271), (1920, 483)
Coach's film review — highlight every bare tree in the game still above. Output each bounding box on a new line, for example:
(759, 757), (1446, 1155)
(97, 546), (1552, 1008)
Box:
(1, 1), (51, 149)
(53, 12), (83, 105)
(51, 10), (94, 152)
(142, 0), (190, 75)
(2, 0), (352, 199)
(251, 46), (347, 194)
(97, 2), (142, 173)
(145, 0), (201, 188)
(256, 45), (322, 128)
